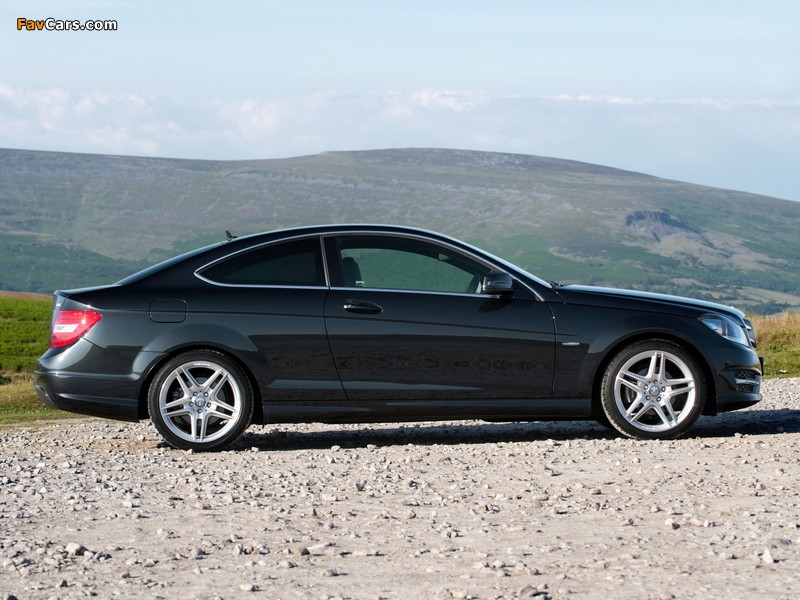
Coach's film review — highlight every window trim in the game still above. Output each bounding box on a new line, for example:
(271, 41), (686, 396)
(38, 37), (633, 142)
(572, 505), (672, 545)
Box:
(194, 233), (329, 289)
(322, 231), (543, 301)
(191, 228), (543, 300)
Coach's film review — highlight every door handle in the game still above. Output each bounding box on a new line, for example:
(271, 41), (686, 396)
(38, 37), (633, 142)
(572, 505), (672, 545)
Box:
(343, 299), (383, 314)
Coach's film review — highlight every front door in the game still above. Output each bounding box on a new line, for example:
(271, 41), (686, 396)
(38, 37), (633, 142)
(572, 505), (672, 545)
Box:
(323, 234), (555, 412)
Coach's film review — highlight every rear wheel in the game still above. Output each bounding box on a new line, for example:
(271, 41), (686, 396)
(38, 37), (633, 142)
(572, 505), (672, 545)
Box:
(148, 351), (254, 451)
(601, 340), (705, 439)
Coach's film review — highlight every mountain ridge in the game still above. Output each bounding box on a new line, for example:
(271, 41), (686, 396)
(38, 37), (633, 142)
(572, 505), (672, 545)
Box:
(1, 147), (798, 312)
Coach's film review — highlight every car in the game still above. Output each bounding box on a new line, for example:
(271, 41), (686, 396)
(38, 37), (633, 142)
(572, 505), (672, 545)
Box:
(35, 225), (763, 451)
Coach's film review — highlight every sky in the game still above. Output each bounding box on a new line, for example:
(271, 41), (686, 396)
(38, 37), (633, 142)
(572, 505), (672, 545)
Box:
(2, 0), (799, 200)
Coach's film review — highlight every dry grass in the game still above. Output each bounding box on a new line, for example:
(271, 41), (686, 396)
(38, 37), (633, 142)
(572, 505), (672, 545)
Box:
(750, 312), (800, 377)
(0, 375), (74, 425)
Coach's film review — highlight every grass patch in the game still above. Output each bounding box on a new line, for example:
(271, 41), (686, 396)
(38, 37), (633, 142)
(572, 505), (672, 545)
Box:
(0, 296), (52, 372)
(750, 312), (800, 378)
(0, 296), (73, 424)
(0, 374), (74, 425)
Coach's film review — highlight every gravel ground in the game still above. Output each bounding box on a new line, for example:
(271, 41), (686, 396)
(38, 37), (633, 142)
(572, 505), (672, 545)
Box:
(2, 378), (799, 600)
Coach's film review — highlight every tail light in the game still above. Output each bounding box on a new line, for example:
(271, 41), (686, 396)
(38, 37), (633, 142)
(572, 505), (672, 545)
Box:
(51, 310), (102, 348)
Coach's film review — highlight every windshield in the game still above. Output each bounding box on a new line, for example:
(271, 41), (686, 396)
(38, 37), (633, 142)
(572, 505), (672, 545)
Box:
(458, 239), (553, 289)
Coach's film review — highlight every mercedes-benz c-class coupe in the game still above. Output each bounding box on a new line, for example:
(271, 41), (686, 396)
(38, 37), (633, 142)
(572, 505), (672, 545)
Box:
(35, 225), (763, 451)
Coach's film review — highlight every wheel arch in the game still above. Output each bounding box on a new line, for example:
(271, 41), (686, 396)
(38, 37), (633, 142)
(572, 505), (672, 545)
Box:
(590, 331), (717, 419)
(137, 344), (264, 424)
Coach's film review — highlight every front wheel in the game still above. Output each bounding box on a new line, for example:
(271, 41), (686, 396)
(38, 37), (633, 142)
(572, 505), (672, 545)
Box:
(148, 351), (254, 451)
(600, 340), (705, 440)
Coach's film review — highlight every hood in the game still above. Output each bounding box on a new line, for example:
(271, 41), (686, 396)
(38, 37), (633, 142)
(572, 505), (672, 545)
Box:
(554, 284), (746, 321)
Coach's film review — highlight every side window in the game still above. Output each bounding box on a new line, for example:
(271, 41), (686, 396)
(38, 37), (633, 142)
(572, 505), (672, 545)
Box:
(331, 236), (488, 293)
(202, 238), (324, 286)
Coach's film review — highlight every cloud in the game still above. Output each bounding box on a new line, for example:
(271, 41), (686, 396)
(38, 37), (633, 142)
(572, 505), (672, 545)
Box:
(0, 85), (164, 154)
(0, 84), (798, 199)
(546, 93), (800, 110)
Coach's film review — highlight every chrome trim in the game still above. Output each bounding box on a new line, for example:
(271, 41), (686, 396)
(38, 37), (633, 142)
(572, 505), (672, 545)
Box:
(194, 232), (327, 288)
(330, 285), (496, 299)
(192, 276), (329, 290)
(734, 376), (760, 387)
(193, 227), (546, 300)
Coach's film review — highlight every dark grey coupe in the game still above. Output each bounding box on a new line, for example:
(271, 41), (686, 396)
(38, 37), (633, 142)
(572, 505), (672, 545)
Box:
(35, 225), (763, 451)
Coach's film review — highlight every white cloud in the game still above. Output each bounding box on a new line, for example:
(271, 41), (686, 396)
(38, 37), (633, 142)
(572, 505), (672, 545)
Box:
(546, 93), (800, 110)
(0, 84), (798, 199)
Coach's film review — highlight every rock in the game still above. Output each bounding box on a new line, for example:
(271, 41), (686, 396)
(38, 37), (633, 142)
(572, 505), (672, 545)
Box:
(65, 543), (86, 556)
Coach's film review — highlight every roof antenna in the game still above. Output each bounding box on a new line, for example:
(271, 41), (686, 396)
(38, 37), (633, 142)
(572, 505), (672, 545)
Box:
(225, 230), (237, 241)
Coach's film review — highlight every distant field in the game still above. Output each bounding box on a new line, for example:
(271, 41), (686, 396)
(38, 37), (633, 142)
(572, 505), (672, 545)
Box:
(0, 295), (796, 425)
(0, 290), (51, 300)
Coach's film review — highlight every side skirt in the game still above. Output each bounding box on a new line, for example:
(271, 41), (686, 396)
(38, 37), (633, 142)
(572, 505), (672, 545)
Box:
(261, 397), (592, 425)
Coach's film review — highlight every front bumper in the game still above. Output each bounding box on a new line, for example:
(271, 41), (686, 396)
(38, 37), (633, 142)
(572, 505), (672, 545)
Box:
(709, 354), (763, 414)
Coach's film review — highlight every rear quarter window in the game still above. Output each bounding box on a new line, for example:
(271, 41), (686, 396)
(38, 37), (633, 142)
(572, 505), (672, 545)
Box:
(200, 238), (324, 286)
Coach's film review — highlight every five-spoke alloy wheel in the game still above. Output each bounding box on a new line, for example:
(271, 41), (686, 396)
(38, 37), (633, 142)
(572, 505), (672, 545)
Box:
(148, 351), (254, 451)
(601, 340), (705, 439)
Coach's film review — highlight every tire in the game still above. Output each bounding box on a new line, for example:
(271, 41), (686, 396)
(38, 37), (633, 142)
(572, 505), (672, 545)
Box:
(148, 350), (254, 451)
(600, 340), (705, 440)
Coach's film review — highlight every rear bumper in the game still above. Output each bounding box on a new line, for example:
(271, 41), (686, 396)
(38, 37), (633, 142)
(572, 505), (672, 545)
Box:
(33, 339), (159, 422)
(34, 374), (141, 422)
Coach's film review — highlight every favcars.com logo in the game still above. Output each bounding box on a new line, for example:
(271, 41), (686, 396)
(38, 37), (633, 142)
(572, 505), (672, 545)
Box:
(17, 17), (118, 31)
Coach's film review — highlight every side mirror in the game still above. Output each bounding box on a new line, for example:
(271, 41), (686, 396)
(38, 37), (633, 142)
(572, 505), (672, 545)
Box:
(482, 271), (515, 297)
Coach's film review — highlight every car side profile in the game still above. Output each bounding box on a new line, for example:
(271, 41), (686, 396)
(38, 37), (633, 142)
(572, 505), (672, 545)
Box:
(35, 225), (763, 451)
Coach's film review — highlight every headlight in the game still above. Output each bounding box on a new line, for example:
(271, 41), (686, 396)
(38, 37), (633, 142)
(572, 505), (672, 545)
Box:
(699, 314), (750, 347)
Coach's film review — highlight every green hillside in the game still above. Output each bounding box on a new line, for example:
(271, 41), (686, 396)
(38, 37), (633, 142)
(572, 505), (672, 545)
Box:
(1, 147), (799, 312)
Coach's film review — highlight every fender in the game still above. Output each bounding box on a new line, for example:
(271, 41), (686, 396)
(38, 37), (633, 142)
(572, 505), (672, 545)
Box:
(551, 305), (720, 396)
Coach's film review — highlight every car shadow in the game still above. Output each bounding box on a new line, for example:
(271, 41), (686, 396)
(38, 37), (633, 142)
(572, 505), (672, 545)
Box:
(692, 407), (800, 438)
(236, 420), (613, 452)
(234, 408), (800, 452)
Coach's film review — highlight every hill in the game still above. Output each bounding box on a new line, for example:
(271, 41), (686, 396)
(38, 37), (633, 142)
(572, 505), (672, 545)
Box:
(1, 147), (799, 312)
